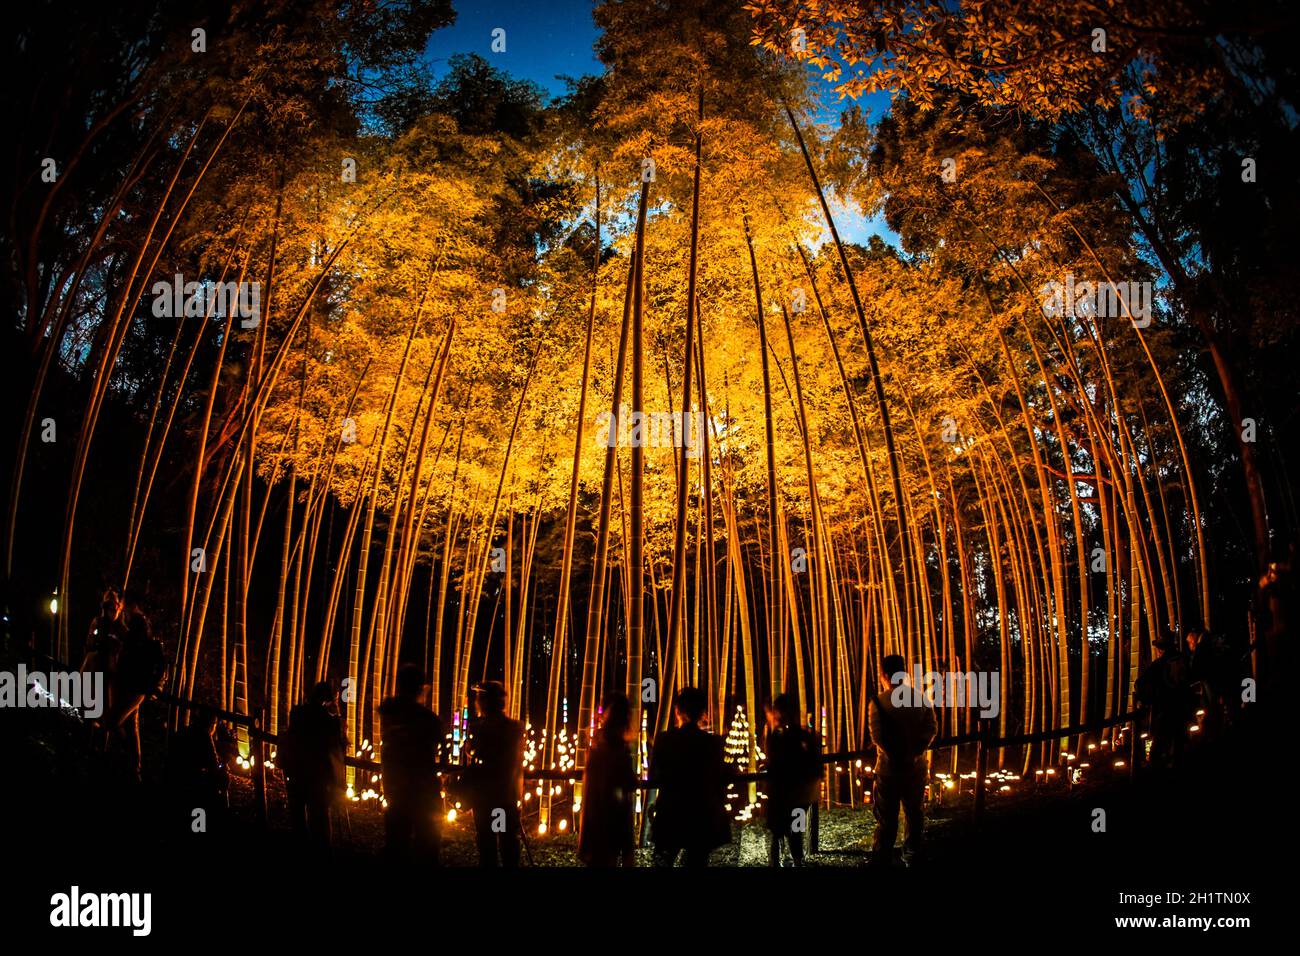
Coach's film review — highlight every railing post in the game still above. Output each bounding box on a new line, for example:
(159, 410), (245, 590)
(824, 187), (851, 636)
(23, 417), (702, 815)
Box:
(1128, 715), (1138, 780)
(810, 798), (820, 854)
(637, 782), (650, 848)
(252, 713), (267, 828)
(972, 721), (990, 823)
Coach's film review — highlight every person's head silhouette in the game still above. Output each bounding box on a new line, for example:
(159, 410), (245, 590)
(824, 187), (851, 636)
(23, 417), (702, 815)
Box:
(599, 692), (631, 745)
(764, 693), (798, 730)
(100, 589), (122, 621)
(879, 653), (908, 693)
(1153, 635), (1178, 657)
(473, 680), (507, 717)
(395, 664), (427, 703)
(309, 680), (336, 710)
(672, 686), (707, 728)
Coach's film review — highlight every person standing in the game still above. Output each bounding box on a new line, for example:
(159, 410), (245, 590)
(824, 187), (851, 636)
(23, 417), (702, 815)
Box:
(466, 680), (524, 867)
(379, 664), (445, 865)
(105, 594), (166, 782)
(80, 589), (126, 729)
(1185, 627), (1218, 735)
(1135, 635), (1192, 768)
(167, 707), (229, 834)
(762, 693), (822, 867)
(578, 692), (637, 867)
(868, 655), (937, 867)
(648, 686), (730, 867)
(279, 681), (347, 855)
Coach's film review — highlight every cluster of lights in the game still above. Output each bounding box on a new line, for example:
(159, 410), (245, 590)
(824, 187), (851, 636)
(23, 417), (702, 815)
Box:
(332, 708), (593, 835)
(723, 705), (761, 822)
(279, 699), (1155, 842)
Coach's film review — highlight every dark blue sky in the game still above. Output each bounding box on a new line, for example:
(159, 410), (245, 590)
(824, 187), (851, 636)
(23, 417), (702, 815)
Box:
(424, 1), (895, 245)
(425, 0), (602, 97)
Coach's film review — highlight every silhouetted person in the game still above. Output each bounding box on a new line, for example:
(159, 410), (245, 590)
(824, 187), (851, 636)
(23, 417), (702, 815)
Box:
(1185, 627), (1226, 737)
(1135, 635), (1192, 769)
(168, 707), (228, 833)
(379, 663), (444, 865)
(466, 680), (524, 867)
(104, 595), (165, 782)
(279, 681), (347, 854)
(1216, 630), (1250, 732)
(578, 692), (636, 867)
(762, 693), (821, 867)
(868, 654), (937, 867)
(80, 589), (125, 729)
(1256, 547), (1294, 714)
(649, 686), (730, 867)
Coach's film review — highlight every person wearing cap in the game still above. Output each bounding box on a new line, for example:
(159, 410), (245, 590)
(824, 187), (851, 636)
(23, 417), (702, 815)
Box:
(1134, 634), (1193, 769)
(466, 680), (525, 866)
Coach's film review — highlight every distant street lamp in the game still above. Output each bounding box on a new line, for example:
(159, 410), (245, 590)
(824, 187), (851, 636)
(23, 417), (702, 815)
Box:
(46, 589), (58, 661)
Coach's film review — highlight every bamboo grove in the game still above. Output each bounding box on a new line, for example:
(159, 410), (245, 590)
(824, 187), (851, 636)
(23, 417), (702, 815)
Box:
(5, 0), (1295, 787)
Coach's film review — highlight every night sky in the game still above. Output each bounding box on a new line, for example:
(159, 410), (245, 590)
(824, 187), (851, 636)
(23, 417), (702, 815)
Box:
(425, 0), (603, 96)
(423, 0), (897, 245)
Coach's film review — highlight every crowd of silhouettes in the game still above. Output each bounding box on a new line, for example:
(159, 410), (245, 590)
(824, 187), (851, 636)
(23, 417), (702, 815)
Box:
(1135, 625), (1246, 770)
(38, 582), (1266, 869)
(265, 676), (938, 868)
(57, 593), (958, 870)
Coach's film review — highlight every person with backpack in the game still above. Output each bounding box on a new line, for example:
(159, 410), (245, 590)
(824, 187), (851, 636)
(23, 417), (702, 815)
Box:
(761, 693), (822, 867)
